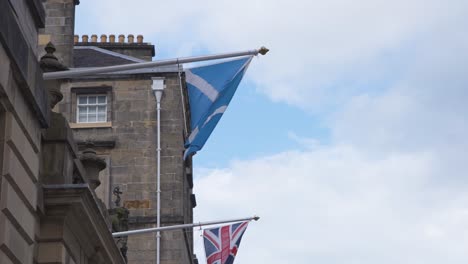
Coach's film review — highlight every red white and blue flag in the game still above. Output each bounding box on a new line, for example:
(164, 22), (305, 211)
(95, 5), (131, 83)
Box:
(203, 221), (249, 264)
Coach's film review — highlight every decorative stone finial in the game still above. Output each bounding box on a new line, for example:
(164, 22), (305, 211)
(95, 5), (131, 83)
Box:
(74, 35), (79, 44)
(82, 34), (89, 42)
(80, 142), (106, 190)
(39, 42), (68, 108)
(91, 34), (98, 42)
(40, 42), (68, 72)
(109, 34), (116, 43)
(127, 34), (134, 43)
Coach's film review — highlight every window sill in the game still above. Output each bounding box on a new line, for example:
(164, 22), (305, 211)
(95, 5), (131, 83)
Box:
(69, 122), (112, 129)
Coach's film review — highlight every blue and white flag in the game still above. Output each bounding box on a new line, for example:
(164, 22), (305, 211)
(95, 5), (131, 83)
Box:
(184, 56), (253, 159)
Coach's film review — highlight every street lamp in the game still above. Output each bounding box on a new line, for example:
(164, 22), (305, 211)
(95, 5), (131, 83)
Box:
(152, 77), (165, 264)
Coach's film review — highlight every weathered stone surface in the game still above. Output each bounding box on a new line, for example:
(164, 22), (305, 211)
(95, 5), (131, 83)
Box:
(39, 0), (78, 67)
(2, 146), (38, 210)
(56, 46), (195, 263)
(4, 113), (39, 182)
(41, 112), (79, 185)
(0, 250), (14, 264)
(0, 0), (50, 128)
(0, 179), (36, 244)
(37, 242), (67, 263)
(40, 185), (126, 264)
(0, 214), (33, 264)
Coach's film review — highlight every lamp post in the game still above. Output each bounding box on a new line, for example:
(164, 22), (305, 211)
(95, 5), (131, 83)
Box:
(152, 77), (165, 264)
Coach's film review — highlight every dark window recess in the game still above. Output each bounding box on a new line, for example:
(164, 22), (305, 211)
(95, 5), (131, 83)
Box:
(190, 194), (197, 208)
(186, 167), (193, 189)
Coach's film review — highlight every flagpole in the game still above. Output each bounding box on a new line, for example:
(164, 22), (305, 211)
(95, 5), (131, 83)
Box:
(112, 216), (260, 237)
(43, 47), (269, 80)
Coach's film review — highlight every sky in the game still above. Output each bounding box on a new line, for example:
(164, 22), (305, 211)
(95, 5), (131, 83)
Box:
(75, 1), (468, 263)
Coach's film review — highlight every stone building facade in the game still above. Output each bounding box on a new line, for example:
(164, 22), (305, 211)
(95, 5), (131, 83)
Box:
(0, 0), (127, 263)
(57, 34), (197, 264)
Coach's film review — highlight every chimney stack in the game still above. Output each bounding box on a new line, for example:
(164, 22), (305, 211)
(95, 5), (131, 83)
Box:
(73, 34), (155, 61)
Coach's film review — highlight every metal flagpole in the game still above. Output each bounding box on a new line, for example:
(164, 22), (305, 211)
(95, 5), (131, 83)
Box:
(43, 47), (269, 80)
(112, 216), (260, 237)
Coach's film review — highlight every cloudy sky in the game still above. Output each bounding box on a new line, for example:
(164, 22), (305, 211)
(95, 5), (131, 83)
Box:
(76, 1), (468, 263)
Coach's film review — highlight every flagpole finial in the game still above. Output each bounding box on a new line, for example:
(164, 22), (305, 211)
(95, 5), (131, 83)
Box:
(258, 46), (269, 55)
(253, 215), (260, 221)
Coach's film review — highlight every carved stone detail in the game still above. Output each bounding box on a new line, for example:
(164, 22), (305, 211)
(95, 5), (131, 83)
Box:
(80, 142), (106, 190)
(39, 42), (68, 109)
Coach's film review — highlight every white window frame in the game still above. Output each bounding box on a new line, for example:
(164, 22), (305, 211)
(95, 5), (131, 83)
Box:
(76, 94), (108, 123)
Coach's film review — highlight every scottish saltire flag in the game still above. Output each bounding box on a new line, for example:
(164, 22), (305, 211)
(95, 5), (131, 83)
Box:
(203, 221), (249, 264)
(184, 56), (253, 159)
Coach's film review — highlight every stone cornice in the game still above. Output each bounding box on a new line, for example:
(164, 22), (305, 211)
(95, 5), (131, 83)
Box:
(42, 184), (126, 264)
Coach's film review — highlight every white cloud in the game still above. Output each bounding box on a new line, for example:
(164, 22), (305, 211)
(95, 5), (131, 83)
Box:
(193, 145), (468, 263)
(76, 0), (468, 110)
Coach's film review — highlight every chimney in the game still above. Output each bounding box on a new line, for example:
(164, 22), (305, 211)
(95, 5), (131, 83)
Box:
(118, 34), (125, 43)
(82, 34), (89, 43)
(100, 34), (107, 43)
(39, 0), (80, 67)
(91, 34), (97, 43)
(109, 34), (116, 43)
(127, 34), (134, 43)
(137, 35), (143, 43)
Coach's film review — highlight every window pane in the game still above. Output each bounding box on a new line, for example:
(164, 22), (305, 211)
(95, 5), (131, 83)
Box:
(97, 113), (106, 122)
(78, 96), (87, 104)
(88, 106), (97, 114)
(78, 106), (87, 115)
(88, 96), (97, 104)
(78, 115), (87, 123)
(98, 96), (106, 104)
(76, 94), (107, 123)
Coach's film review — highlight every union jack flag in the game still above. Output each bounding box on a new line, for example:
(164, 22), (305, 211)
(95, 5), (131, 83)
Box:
(203, 221), (249, 264)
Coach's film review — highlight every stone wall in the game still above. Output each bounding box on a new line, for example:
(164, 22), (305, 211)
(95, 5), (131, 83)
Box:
(39, 0), (79, 67)
(59, 74), (195, 264)
(0, 1), (45, 262)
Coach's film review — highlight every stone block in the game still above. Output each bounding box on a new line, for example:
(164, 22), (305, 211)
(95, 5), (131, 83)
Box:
(1, 146), (37, 209)
(39, 220), (64, 240)
(0, 45), (11, 91)
(0, 250), (14, 264)
(0, 214), (33, 263)
(37, 242), (66, 263)
(45, 17), (66, 26)
(4, 114), (39, 182)
(0, 179), (35, 244)
(38, 34), (52, 45)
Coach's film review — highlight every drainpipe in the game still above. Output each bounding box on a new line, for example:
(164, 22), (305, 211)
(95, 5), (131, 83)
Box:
(152, 77), (165, 264)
